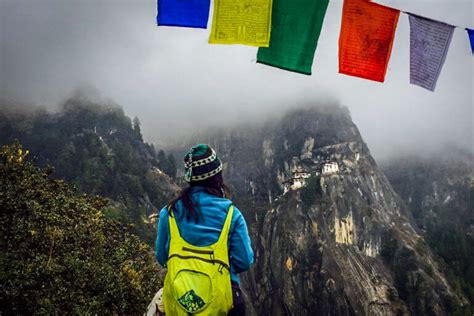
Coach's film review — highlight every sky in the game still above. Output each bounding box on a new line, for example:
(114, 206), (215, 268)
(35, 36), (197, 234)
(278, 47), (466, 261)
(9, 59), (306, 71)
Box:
(0, 0), (473, 160)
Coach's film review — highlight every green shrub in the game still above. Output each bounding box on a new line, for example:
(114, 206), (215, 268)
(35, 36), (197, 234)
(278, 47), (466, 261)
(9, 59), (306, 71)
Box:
(0, 143), (164, 315)
(301, 175), (321, 208)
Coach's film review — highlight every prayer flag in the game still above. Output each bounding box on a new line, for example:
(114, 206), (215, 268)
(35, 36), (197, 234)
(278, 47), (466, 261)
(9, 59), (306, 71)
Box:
(157, 0), (211, 29)
(467, 28), (474, 54)
(409, 14), (454, 91)
(209, 0), (273, 47)
(338, 0), (400, 82)
(256, 0), (329, 75)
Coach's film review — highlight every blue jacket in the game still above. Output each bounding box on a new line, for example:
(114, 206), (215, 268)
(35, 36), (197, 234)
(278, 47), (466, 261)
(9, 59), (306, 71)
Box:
(155, 187), (254, 284)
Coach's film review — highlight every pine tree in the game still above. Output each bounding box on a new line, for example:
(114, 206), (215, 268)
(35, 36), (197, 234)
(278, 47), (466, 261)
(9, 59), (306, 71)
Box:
(166, 153), (177, 179)
(132, 116), (142, 140)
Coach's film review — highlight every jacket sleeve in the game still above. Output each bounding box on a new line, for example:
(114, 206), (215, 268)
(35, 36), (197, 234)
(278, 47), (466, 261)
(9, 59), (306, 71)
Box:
(228, 207), (254, 273)
(155, 207), (170, 267)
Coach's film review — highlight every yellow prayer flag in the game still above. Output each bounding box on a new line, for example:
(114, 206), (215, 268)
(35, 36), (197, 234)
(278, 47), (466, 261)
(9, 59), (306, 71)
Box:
(209, 0), (273, 47)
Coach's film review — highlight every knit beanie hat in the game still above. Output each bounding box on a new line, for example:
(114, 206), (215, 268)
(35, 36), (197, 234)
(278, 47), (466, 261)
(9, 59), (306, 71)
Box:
(184, 144), (223, 183)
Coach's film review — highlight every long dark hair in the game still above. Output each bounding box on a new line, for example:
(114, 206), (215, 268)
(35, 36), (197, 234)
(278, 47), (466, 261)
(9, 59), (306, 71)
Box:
(169, 172), (231, 222)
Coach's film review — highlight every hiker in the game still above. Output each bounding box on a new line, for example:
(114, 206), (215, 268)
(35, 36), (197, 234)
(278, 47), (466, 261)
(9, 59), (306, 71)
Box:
(155, 144), (254, 315)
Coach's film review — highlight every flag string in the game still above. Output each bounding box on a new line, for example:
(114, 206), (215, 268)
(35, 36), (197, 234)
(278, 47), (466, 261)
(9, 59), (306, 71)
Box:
(330, 0), (474, 31)
(397, 10), (470, 30)
(326, 0), (472, 30)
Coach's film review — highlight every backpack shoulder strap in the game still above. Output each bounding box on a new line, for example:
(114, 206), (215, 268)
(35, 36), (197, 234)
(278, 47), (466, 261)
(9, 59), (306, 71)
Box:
(167, 205), (185, 244)
(216, 205), (234, 246)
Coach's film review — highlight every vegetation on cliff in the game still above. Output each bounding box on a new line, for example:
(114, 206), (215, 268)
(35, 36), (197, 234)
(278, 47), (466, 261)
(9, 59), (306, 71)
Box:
(383, 154), (474, 314)
(0, 98), (178, 243)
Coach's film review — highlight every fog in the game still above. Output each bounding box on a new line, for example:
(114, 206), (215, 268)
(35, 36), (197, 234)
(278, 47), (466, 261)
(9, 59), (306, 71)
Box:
(1, 0), (472, 160)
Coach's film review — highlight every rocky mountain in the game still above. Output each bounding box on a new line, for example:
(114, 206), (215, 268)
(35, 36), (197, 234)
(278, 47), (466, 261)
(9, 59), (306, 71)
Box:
(177, 105), (468, 315)
(382, 152), (474, 312)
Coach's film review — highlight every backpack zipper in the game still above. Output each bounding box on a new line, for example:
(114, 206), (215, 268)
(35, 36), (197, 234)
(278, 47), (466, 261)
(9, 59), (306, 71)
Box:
(168, 254), (230, 271)
(182, 246), (214, 255)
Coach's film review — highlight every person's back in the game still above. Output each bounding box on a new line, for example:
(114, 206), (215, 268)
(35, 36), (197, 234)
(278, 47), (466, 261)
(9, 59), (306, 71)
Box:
(155, 144), (254, 315)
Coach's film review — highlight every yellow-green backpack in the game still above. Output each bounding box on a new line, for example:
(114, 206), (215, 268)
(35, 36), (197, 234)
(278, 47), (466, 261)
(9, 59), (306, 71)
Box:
(163, 205), (234, 315)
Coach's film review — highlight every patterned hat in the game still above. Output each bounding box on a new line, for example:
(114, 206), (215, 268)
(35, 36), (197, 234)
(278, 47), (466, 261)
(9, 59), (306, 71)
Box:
(184, 144), (223, 183)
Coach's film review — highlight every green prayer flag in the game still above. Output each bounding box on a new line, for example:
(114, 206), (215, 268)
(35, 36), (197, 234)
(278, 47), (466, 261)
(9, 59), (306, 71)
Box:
(257, 0), (329, 75)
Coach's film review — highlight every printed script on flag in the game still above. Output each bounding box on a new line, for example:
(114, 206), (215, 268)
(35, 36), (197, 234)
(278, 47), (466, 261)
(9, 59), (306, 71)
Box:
(338, 0), (400, 82)
(409, 14), (454, 91)
(209, 0), (273, 47)
(256, 0), (329, 75)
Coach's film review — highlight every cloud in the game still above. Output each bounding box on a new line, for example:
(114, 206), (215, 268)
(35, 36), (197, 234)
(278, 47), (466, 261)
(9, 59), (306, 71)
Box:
(0, 0), (472, 160)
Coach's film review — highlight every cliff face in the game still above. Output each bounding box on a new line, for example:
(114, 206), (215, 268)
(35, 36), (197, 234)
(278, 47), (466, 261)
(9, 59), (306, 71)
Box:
(382, 153), (474, 312)
(183, 105), (466, 315)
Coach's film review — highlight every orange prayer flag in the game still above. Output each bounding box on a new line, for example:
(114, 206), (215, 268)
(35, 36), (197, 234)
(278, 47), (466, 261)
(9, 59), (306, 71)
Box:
(338, 0), (400, 82)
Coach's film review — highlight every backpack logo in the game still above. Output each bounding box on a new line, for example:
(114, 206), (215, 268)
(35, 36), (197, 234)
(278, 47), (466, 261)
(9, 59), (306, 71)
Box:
(178, 289), (206, 312)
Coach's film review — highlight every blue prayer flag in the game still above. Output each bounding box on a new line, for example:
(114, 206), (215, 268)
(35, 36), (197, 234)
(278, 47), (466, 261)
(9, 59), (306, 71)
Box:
(467, 28), (474, 54)
(157, 0), (210, 28)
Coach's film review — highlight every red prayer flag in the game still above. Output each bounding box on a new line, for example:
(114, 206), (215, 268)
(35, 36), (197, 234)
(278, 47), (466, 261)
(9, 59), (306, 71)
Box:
(339, 0), (400, 82)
